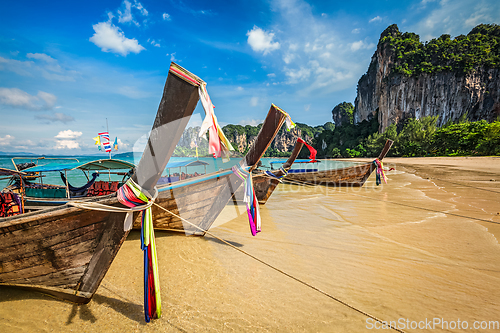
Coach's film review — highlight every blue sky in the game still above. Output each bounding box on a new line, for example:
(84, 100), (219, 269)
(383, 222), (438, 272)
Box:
(0, 0), (499, 155)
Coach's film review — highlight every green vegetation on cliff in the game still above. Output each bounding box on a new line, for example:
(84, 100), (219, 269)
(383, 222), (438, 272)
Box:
(380, 23), (500, 76)
(314, 115), (500, 158)
(331, 102), (354, 125)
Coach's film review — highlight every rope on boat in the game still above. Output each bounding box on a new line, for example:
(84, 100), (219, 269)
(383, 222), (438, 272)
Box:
(152, 202), (406, 333)
(68, 179), (161, 323)
(232, 164), (261, 236)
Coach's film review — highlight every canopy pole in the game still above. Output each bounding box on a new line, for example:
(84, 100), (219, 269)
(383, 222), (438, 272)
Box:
(106, 118), (111, 159)
(64, 170), (70, 199)
(20, 176), (25, 214)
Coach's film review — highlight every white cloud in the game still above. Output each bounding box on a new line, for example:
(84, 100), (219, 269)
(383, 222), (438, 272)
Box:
(267, 73), (276, 78)
(167, 52), (177, 62)
(369, 16), (382, 23)
(0, 54), (77, 81)
(284, 66), (311, 84)
(117, 138), (129, 150)
(134, 1), (148, 16)
(118, 0), (134, 23)
(304, 104), (311, 112)
(236, 86), (244, 91)
(247, 26), (280, 55)
(35, 112), (74, 123)
(352, 28), (361, 34)
(242, 0), (376, 95)
(90, 21), (145, 56)
(0, 88), (57, 110)
(55, 130), (82, 139)
(150, 39), (160, 47)
(350, 40), (376, 52)
(163, 13), (171, 21)
(250, 96), (259, 106)
(26, 53), (56, 63)
(410, 0), (500, 41)
(55, 140), (80, 149)
(0, 135), (14, 146)
(283, 53), (295, 64)
(117, 0), (148, 26)
(238, 119), (263, 126)
(117, 86), (150, 99)
(54, 130), (82, 149)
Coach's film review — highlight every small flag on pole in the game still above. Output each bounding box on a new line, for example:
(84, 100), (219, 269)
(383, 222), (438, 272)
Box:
(99, 132), (112, 153)
(93, 136), (101, 146)
(114, 137), (118, 151)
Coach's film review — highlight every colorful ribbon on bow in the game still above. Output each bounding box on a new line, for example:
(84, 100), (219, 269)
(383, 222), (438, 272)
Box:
(373, 159), (387, 186)
(265, 166), (288, 180)
(117, 179), (161, 323)
(297, 138), (318, 162)
(232, 164), (261, 236)
(273, 104), (296, 131)
(198, 83), (234, 159)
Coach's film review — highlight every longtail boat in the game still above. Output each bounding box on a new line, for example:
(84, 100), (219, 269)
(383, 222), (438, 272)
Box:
(283, 139), (393, 187)
(4, 158), (135, 211)
(233, 139), (305, 204)
(0, 62), (201, 303)
(132, 104), (289, 235)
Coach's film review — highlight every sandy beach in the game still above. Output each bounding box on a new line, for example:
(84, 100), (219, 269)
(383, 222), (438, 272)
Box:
(1, 157), (499, 332)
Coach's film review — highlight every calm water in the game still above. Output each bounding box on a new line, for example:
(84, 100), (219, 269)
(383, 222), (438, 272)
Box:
(0, 155), (359, 190)
(2, 160), (498, 332)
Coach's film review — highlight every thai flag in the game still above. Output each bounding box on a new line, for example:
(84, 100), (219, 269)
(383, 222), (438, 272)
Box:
(99, 132), (110, 141)
(104, 142), (112, 152)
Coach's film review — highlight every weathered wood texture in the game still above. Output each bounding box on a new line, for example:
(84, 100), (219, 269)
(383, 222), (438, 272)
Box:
(0, 62), (200, 303)
(136, 105), (287, 235)
(0, 196), (127, 303)
(284, 139), (393, 187)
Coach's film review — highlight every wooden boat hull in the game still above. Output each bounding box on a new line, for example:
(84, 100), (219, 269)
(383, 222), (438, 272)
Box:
(284, 163), (374, 186)
(284, 139), (394, 187)
(241, 139), (305, 204)
(134, 104), (288, 235)
(0, 195), (130, 303)
(0, 62), (201, 303)
(132, 169), (239, 235)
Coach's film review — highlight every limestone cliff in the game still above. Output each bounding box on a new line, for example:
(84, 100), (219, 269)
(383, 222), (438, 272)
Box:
(354, 24), (500, 132)
(223, 126), (312, 154)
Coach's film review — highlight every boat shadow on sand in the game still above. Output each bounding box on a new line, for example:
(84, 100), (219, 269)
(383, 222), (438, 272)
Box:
(0, 286), (148, 325)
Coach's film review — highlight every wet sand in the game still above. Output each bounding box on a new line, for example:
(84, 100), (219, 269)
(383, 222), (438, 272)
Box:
(1, 157), (499, 332)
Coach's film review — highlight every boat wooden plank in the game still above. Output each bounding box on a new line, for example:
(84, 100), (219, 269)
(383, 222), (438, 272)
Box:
(8, 266), (87, 288)
(77, 211), (128, 296)
(0, 62), (201, 303)
(283, 139), (393, 187)
(0, 225), (101, 264)
(0, 209), (109, 249)
(0, 250), (92, 283)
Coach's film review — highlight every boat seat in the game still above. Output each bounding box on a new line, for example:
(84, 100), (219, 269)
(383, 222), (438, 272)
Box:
(86, 181), (121, 196)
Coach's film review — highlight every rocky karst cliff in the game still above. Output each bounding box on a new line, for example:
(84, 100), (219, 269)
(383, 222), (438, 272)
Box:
(223, 126), (311, 153)
(354, 24), (500, 132)
(176, 125), (313, 156)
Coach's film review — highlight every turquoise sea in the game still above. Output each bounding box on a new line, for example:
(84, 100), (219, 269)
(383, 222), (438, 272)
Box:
(0, 154), (361, 190)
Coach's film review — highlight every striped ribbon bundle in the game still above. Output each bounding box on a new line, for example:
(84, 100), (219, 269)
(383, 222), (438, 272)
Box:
(232, 164), (261, 236)
(373, 159), (388, 186)
(117, 179), (161, 323)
